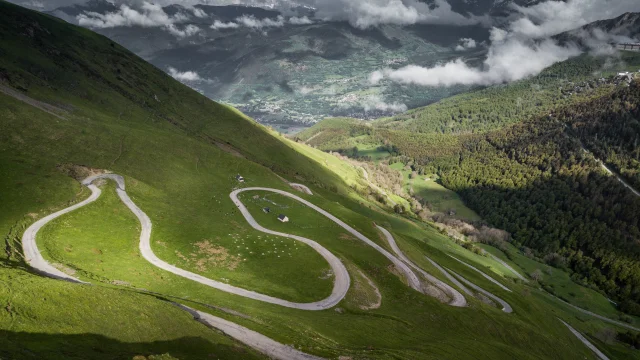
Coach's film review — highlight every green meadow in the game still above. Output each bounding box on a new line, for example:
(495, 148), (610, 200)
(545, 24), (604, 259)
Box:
(1, 2), (639, 359)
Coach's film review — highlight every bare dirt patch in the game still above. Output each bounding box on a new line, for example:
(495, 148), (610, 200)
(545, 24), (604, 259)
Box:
(353, 269), (382, 310)
(191, 240), (240, 272)
(52, 263), (76, 276)
(57, 164), (108, 182)
(319, 269), (334, 280)
(213, 140), (245, 159)
(339, 233), (356, 241)
(111, 280), (131, 286)
(0, 84), (68, 120)
(421, 283), (449, 303)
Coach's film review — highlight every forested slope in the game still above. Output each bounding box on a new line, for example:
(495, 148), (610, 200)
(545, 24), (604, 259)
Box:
(438, 82), (640, 312)
(299, 63), (640, 314)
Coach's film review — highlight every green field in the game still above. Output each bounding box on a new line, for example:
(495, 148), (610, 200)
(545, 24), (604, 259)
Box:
(389, 162), (480, 221)
(356, 144), (391, 162)
(478, 243), (640, 327)
(2, 2), (640, 359)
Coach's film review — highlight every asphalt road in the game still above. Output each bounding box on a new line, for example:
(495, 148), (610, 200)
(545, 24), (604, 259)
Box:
(559, 319), (610, 360)
(449, 255), (512, 292)
(376, 225), (467, 307)
(232, 187), (423, 293)
(22, 174), (328, 360)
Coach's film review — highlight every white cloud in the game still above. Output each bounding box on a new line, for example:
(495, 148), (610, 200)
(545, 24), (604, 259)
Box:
(373, 38), (580, 87)
(210, 15), (313, 30)
(371, 0), (640, 88)
(509, 0), (640, 39)
(168, 67), (211, 83)
(77, 2), (206, 38)
(289, 16), (314, 25)
(166, 24), (201, 38)
(312, 0), (483, 29)
(236, 15), (285, 29)
(455, 38), (477, 51)
(211, 20), (240, 30)
(78, 2), (174, 28)
(369, 71), (385, 84)
(360, 95), (408, 113)
(189, 6), (207, 18)
(21, 0), (45, 9)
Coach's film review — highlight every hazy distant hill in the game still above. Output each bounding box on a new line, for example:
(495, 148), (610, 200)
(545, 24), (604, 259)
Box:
(47, 0), (492, 127)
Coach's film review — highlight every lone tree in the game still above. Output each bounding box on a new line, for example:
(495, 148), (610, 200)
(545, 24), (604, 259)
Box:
(530, 269), (544, 282)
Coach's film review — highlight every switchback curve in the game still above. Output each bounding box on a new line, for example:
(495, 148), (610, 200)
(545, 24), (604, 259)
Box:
(375, 225), (467, 307)
(23, 174), (326, 360)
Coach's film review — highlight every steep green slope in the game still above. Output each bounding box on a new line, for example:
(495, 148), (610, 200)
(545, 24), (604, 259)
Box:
(376, 53), (640, 134)
(2, 1), (639, 359)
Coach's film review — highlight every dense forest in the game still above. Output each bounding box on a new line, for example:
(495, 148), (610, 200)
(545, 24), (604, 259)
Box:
(374, 53), (640, 134)
(563, 85), (640, 190)
(429, 82), (640, 313)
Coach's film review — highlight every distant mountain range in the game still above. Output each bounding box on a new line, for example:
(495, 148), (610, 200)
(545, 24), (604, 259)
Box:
(44, 0), (498, 127)
(43, 0), (635, 128)
(557, 12), (640, 45)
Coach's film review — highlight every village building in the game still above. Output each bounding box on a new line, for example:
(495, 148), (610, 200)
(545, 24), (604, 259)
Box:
(278, 214), (289, 223)
(236, 174), (244, 182)
(263, 207), (270, 213)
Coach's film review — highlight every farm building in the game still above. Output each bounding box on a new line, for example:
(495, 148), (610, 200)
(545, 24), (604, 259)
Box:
(236, 174), (244, 182)
(278, 214), (289, 223)
(263, 207), (270, 213)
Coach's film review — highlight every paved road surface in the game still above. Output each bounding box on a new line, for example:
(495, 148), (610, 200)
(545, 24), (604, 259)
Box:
(22, 185), (101, 284)
(486, 253), (528, 282)
(179, 304), (324, 360)
(376, 226), (467, 307)
(446, 268), (513, 313)
(87, 175), (349, 311)
(22, 174), (327, 360)
(233, 188), (422, 292)
(559, 319), (610, 360)
(549, 293), (640, 332)
(597, 160), (640, 197)
(449, 255), (512, 292)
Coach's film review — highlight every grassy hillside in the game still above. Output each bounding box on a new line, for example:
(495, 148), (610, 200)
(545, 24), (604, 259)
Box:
(2, 1), (640, 359)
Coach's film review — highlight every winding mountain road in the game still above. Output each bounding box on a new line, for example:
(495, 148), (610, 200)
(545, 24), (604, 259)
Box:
(178, 304), (323, 360)
(233, 188), (423, 293)
(486, 253), (528, 282)
(20, 173), (623, 359)
(22, 185), (100, 284)
(89, 175), (349, 310)
(596, 158), (640, 197)
(449, 255), (512, 292)
(559, 319), (610, 360)
(446, 268), (513, 313)
(376, 226), (467, 307)
(23, 174), (327, 360)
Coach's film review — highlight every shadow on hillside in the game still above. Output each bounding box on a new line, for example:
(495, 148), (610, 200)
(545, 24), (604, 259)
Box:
(0, 330), (259, 360)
